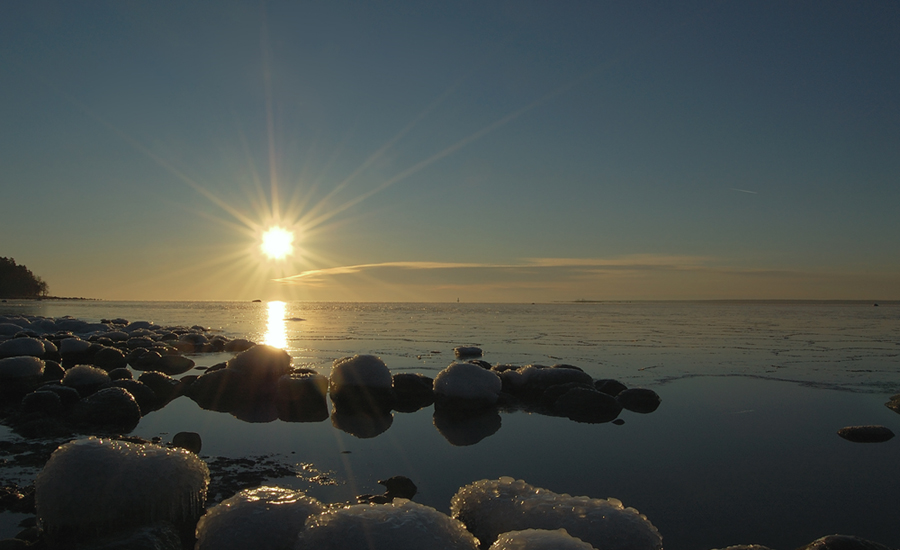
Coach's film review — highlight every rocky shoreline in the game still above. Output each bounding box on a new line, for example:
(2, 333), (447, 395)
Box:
(0, 313), (896, 549)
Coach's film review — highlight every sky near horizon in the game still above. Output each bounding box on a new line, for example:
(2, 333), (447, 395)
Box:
(1, 1), (899, 302)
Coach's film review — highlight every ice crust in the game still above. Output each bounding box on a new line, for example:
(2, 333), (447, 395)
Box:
(294, 499), (480, 550)
(0, 336), (46, 358)
(226, 344), (292, 380)
(0, 355), (44, 378)
(330, 354), (393, 389)
(489, 529), (597, 550)
(196, 486), (324, 550)
(62, 364), (112, 387)
(35, 437), (210, 539)
(434, 362), (502, 404)
(450, 478), (661, 550)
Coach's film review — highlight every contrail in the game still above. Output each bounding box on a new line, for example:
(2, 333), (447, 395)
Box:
(730, 188), (758, 194)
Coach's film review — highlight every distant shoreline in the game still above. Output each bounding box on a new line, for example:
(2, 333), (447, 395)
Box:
(0, 296), (98, 302)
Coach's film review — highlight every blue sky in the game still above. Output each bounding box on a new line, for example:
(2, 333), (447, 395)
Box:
(2, 1), (898, 301)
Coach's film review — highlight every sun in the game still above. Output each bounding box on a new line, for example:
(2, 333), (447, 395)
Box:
(261, 226), (295, 259)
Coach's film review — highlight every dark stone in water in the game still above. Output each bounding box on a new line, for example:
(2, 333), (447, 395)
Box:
(392, 373), (435, 413)
(616, 387), (661, 413)
(552, 387), (622, 423)
(21, 390), (62, 416)
(796, 534), (893, 550)
(111, 379), (159, 415)
(885, 394), (900, 414)
(108, 368), (132, 381)
(276, 372), (329, 423)
(92, 346), (127, 371)
(137, 371), (180, 405)
(837, 425), (894, 443)
(71, 387), (141, 433)
(594, 378), (627, 396)
(171, 431), (202, 454)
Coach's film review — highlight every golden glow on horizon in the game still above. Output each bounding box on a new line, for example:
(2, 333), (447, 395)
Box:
(264, 300), (288, 349)
(261, 227), (295, 260)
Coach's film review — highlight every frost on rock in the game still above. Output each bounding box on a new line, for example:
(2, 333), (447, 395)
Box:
(295, 500), (480, 550)
(0, 336), (47, 358)
(35, 437), (210, 542)
(196, 486), (324, 550)
(434, 363), (501, 407)
(330, 354), (393, 390)
(0, 355), (44, 395)
(450, 478), (661, 550)
(489, 529), (597, 550)
(329, 355), (394, 411)
(226, 344), (293, 383)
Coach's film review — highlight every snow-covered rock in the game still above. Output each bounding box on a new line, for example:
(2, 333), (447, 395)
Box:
(196, 486), (324, 550)
(329, 355), (394, 410)
(489, 529), (597, 550)
(0, 356), (44, 395)
(35, 437), (209, 542)
(226, 344), (292, 383)
(450, 478), (661, 550)
(434, 362), (501, 408)
(0, 337), (46, 358)
(62, 364), (111, 396)
(294, 500), (480, 550)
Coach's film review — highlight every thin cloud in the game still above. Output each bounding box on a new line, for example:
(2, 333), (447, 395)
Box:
(274, 255), (715, 285)
(730, 188), (758, 194)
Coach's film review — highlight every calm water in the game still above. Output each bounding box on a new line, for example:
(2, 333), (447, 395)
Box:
(1, 300), (899, 549)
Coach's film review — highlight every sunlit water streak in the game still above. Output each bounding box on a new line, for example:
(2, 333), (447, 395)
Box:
(263, 300), (288, 349)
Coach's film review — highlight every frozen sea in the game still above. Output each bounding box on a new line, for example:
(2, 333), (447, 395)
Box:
(1, 300), (899, 549)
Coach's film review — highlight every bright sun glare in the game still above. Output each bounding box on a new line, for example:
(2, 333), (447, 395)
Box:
(261, 227), (295, 259)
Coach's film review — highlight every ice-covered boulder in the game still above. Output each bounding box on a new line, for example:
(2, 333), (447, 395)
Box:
(489, 529), (597, 550)
(0, 322), (24, 336)
(71, 386), (142, 432)
(0, 337), (46, 358)
(450, 478), (661, 550)
(35, 437), (209, 543)
(196, 486), (324, 550)
(329, 355), (394, 411)
(59, 337), (92, 355)
(0, 356), (44, 396)
(295, 500), (480, 550)
(62, 364), (111, 396)
(227, 344), (292, 382)
(434, 362), (501, 409)
(499, 365), (593, 398)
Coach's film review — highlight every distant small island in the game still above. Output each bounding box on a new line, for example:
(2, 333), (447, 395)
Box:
(0, 257), (49, 299)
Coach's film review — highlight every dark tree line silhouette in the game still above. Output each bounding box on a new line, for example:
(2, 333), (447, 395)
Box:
(0, 257), (49, 298)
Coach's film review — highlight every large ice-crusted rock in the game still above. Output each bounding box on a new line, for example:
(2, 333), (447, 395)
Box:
(0, 337), (47, 358)
(329, 355), (394, 411)
(450, 478), (661, 550)
(294, 500), (480, 550)
(62, 364), (111, 396)
(489, 529), (597, 550)
(499, 365), (593, 397)
(434, 362), (502, 408)
(0, 356), (44, 395)
(226, 344), (292, 383)
(196, 486), (324, 550)
(35, 437), (210, 542)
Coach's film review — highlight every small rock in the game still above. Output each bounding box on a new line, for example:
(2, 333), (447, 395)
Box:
(171, 432), (202, 454)
(454, 346), (483, 358)
(837, 425), (894, 443)
(616, 388), (661, 413)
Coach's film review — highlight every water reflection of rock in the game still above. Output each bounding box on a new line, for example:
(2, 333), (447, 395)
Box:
(331, 405), (393, 438)
(433, 407), (502, 446)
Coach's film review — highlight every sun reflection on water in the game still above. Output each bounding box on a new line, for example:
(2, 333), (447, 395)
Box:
(264, 301), (288, 349)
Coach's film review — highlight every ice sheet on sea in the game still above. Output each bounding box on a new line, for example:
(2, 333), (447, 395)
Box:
(35, 437), (209, 539)
(294, 500), (480, 550)
(196, 486), (324, 550)
(451, 477), (661, 550)
(489, 529), (597, 550)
